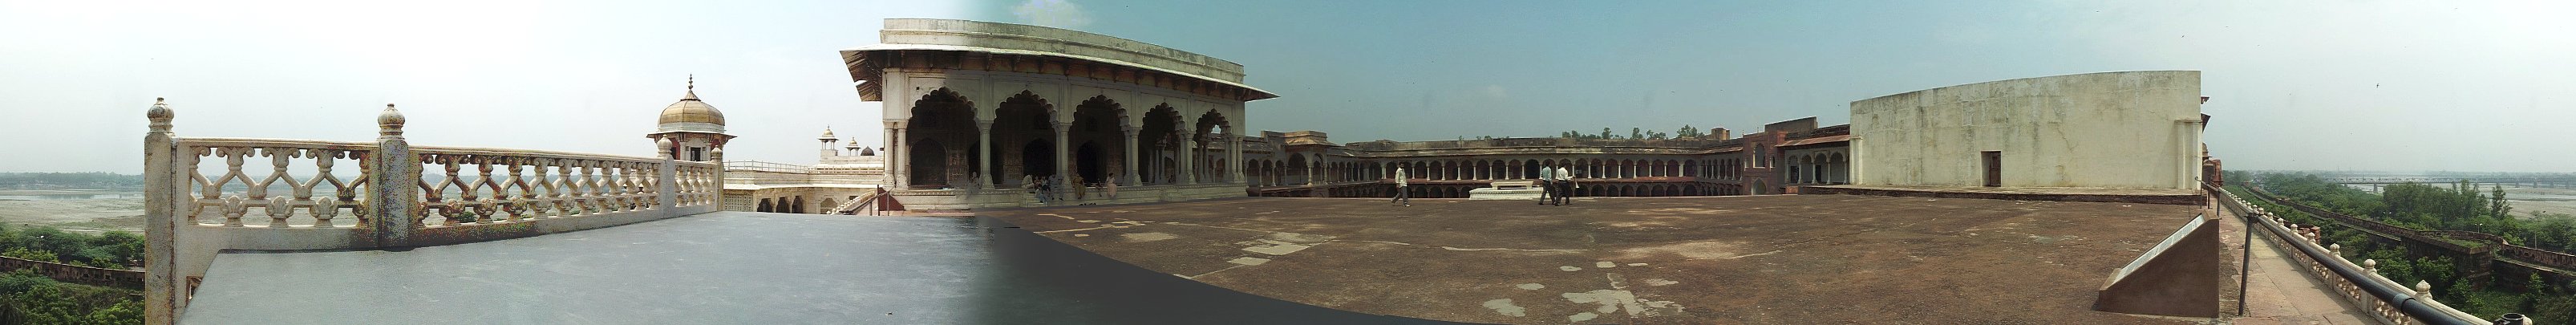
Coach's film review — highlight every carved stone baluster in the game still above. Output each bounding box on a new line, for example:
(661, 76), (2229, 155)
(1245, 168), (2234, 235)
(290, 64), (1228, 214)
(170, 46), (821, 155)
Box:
(505, 160), (528, 221)
(185, 146), (209, 224)
(435, 155), (466, 225)
(307, 150), (341, 227)
(265, 195), (293, 227)
(473, 159), (498, 224)
(220, 194), (247, 227)
(218, 148), (249, 225)
(311, 197), (339, 228)
(620, 163), (639, 210)
(580, 161), (599, 214)
(261, 148), (298, 227)
(550, 161), (572, 217)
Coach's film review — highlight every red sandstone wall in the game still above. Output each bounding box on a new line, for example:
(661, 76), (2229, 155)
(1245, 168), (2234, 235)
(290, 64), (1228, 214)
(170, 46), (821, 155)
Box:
(0, 256), (145, 289)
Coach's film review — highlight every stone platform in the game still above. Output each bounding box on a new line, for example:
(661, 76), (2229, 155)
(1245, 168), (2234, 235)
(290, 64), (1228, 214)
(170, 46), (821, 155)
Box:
(1803, 185), (2205, 205)
(1467, 181), (1544, 201)
(981, 195), (2209, 324)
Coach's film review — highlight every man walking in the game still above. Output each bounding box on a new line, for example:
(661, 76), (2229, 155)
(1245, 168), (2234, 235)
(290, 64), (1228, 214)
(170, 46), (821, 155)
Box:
(1391, 165), (1411, 207)
(1536, 164), (1556, 205)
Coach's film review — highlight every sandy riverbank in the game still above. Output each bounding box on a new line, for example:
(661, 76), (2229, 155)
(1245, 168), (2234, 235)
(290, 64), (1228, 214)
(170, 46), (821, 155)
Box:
(2505, 185), (2576, 219)
(0, 197), (144, 234)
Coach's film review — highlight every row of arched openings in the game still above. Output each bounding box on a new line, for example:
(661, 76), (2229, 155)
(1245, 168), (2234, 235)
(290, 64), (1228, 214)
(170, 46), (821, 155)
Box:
(903, 89), (1236, 190)
(755, 196), (805, 213)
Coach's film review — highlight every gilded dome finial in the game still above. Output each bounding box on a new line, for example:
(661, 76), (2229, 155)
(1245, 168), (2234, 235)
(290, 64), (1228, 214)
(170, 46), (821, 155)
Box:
(683, 75), (699, 100)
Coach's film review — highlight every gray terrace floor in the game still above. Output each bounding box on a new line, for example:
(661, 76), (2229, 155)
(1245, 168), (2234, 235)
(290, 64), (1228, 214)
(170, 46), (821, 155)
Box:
(180, 211), (1460, 325)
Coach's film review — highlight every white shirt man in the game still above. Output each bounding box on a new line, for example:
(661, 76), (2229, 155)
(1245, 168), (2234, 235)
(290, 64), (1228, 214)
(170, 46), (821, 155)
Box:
(1536, 165), (1557, 205)
(1391, 167), (1411, 206)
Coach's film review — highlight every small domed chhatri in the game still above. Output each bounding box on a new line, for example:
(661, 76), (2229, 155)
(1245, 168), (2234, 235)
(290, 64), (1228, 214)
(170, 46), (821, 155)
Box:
(646, 75), (735, 162)
(657, 75), (727, 133)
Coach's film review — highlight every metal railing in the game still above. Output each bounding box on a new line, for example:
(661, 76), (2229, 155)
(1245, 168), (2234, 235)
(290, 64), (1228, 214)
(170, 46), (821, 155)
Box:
(2214, 186), (2508, 325)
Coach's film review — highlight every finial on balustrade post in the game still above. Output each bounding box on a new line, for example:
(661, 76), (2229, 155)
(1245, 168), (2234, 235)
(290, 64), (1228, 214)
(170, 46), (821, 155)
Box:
(2415, 280), (2433, 298)
(369, 103), (419, 247)
(656, 138), (675, 160)
(379, 104), (407, 137)
(708, 147), (723, 161)
(147, 97), (173, 133)
(2363, 258), (2377, 273)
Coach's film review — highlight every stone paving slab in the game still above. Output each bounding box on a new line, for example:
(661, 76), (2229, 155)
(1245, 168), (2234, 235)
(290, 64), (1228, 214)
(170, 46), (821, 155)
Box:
(982, 195), (2211, 324)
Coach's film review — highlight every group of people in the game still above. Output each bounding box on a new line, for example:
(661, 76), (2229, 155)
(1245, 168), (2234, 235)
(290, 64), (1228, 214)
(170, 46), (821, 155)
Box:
(1386, 165), (1577, 207)
(1022, 173), (1118, 205)
(1534, 165), (1576, 206)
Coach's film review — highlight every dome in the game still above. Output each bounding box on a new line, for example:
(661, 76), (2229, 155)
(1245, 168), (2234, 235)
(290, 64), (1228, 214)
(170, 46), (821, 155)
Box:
(656, 76), (727, 133)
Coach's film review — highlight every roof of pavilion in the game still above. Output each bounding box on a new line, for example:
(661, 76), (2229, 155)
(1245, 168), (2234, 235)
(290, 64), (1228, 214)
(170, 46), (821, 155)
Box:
(840, 18), (1278, 102)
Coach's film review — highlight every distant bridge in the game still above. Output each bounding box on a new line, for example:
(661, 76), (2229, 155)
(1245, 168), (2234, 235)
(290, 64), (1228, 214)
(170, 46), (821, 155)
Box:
(2322, 177), (2576, 189)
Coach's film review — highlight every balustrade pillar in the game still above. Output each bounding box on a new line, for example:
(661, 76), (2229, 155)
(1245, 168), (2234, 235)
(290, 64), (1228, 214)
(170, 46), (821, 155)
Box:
(143, 99), (179, 325)
(657, 142), (677, 212)
(370, 104), (420, 246)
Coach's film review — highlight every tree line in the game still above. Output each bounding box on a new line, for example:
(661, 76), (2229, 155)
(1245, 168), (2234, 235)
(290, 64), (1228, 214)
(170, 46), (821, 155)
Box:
(1554, 125), (1719, 140)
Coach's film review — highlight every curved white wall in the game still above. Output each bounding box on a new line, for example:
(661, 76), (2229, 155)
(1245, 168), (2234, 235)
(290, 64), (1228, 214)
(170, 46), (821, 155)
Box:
(1850, 71), (2203, 189)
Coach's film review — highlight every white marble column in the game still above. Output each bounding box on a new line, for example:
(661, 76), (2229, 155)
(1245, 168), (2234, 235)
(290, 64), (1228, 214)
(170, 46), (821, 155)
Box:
(1227, 134), (1243, 184)
(1303, 155), (1314, 186)
(885, 121), (905, 189)
(976, 120), (994, 188)
(1176, 121), (1195, 185)
(1122, 127), (1140, 186)
(1053, 122), (1071, 189)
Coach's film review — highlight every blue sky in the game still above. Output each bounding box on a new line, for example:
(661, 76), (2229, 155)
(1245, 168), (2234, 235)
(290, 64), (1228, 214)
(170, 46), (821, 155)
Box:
(962, 0), (2576, 173)
(2, 1), (2570, 173)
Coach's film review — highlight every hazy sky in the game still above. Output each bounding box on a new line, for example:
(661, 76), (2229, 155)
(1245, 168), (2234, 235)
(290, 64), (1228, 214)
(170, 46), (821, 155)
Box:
(5, 1), (2571, 173)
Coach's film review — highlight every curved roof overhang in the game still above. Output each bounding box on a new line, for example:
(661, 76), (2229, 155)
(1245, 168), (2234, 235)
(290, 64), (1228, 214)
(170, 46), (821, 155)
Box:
(841, 44), (1279, 102)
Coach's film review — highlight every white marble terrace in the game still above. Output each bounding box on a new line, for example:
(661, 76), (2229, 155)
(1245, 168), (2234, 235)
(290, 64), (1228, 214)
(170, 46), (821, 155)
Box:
(140, 99), (723, 323)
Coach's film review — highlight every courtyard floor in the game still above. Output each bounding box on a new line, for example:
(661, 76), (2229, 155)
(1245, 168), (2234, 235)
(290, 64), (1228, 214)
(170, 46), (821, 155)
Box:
(982, 194), (2209, 324)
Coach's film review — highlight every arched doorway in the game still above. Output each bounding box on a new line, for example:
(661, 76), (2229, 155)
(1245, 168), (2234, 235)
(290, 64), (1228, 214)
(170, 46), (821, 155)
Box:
(1071, 95), (1124, 185)
(757, 198), (772, 213)
(995, 91), (1055, 186)
(908, 140), (948, 187)
(1193, 110), (1231, 184)
(1139, 105), (1181, 185)
(1286, 154), (1309, 185)
(1075, 142), (1105, 185)
(1021, 140), (1055, 181)
(904, 88), (974, 189)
